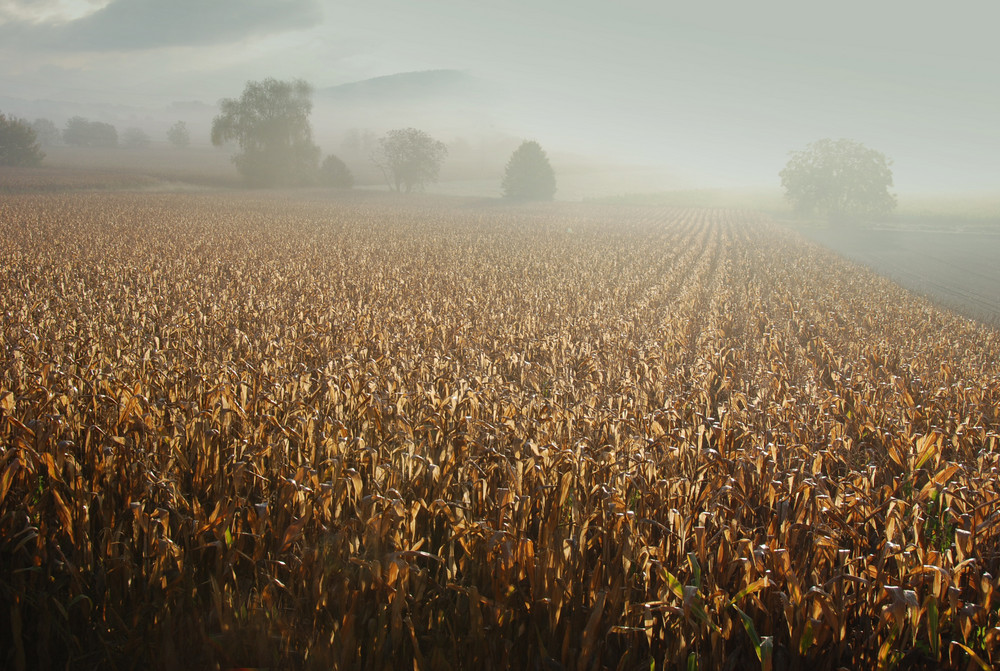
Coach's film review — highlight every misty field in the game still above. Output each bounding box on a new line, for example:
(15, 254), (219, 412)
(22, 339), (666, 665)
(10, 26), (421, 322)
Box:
(2, 191), (1000, 670)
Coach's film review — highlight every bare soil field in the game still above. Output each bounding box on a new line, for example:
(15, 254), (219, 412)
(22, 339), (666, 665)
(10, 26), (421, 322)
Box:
(799, 225), (1000, 326)
(2, 189), (999, 669)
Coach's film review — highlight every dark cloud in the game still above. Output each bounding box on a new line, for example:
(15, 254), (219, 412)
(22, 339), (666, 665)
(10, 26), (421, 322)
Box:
(2, 0), (322, 50)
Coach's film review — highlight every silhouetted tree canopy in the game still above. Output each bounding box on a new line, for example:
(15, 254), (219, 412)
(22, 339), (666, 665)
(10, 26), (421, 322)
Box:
(319, 153), (354, 189)
(0, 113), (45, 166)
(502, 140), (556, 200)
(371, 128), (447, 193)
(63, 117), (118, 148)
(780, 138), (896, 221)
(166, 121), (190, 148)
(211, 78), (320, 187)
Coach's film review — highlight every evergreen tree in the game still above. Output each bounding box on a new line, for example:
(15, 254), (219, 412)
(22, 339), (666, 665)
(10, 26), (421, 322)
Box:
(502, 140), (556, 200)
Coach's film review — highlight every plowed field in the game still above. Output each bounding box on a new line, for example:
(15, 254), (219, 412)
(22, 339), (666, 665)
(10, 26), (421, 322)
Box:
(801, 225), (1000, 325)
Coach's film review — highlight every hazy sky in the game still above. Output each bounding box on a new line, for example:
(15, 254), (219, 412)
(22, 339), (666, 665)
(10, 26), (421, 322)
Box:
(1, 0), (997, 190)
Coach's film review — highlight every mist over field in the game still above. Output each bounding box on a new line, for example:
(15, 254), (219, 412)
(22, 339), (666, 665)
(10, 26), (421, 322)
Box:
(1, 1), (998, 197)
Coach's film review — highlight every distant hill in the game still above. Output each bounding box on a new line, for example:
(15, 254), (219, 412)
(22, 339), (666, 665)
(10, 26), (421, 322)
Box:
(310, 70), (499, 150)
(316, 70), (486, 104)
(0, 70), (490, 145)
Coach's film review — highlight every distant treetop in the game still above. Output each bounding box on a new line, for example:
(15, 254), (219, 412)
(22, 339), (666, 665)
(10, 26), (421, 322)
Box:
(30, 118), (61, 147)
(0, 112), (45, 166)
(780, 138), (896, 222)
(167, 121), (190, 148)
(122, 127), (151, 149)
(319, 153), (354, 189)
(211, 78), (320, 187)
(502, 140), (556, 201)
(63, 117), (118, 148)
(371, 128), (447, 193)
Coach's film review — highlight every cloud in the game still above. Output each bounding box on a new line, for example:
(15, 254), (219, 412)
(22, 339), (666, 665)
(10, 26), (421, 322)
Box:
(0, 0), (110, 23)
(1, 0), (322, 50)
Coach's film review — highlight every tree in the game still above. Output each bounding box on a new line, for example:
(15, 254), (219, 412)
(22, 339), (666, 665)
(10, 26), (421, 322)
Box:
(211, 78), (320, 187)
(319, 153), (354, 188)
(61, 117), (88, 146)
(166, 121), (190, 148)
(63, 117), (118, 148)
(122, 127), (151, 149)
(0, 113), (45, 166)
(502, 140), (556, 200)
(371, 128), (447, 193)
(341, 128), (375, 159)
(31, 118), (61, 146)
(779, 138), (896, 221)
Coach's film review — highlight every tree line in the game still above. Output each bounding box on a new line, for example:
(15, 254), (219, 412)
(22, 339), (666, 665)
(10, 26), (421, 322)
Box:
(209, 78), (556, 198)
(1, 76), (900, 214)
(1, 115), (192, 157)
(0, 76), (558, 200)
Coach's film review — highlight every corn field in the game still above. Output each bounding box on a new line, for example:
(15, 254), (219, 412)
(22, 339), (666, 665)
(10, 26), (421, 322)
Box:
(2, 191), (999, 670)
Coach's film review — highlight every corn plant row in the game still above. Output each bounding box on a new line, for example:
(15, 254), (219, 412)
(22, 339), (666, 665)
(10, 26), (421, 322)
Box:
(1, 192), (999, 670)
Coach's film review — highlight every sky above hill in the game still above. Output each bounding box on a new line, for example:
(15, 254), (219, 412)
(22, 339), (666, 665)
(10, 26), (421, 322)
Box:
(1, 0), (997, 191)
